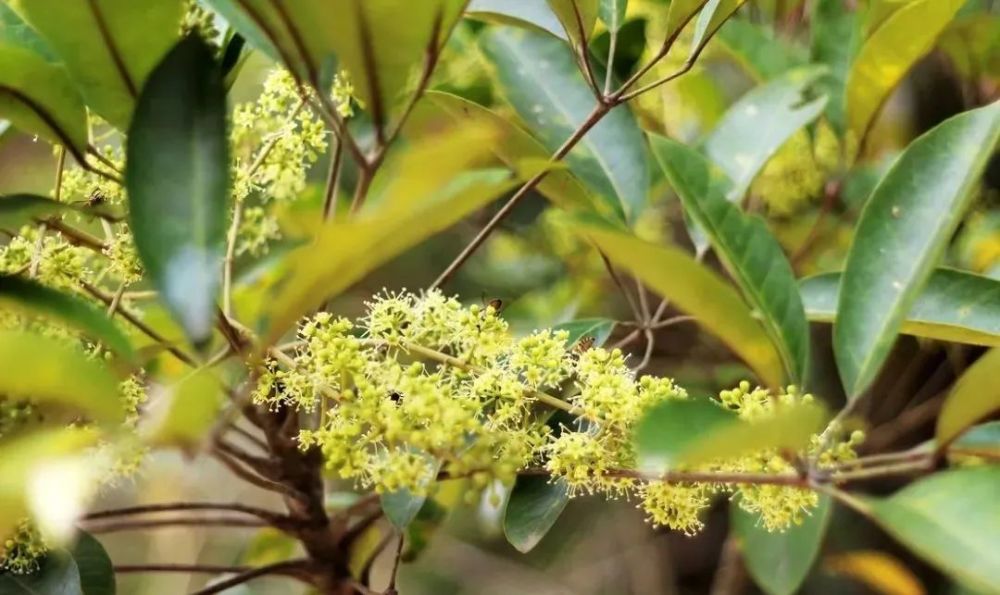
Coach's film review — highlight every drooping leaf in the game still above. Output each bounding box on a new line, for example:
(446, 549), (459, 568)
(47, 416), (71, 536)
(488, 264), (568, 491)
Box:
(810, 0), (862, 134)
(703, 67), (828, 202)
(466, 0), (567, 40)
(0, 44), (88, 161)
(653, 135), (809, 384)
(801, 269), (1000, 347)
(834, 103), (1000, 399)
(845, 0), (964, 146)
(936, 348), (1000, 448)
(598, 0), (627, 33)
(144, 369), (223, 448)
(71, 531), (115, 595)
(126, 35), (230, 346)
(715, 18), (806, 81)
(864, 466), (1000, 592)
(635, 398), (826, 471)
(503, 475), (569, 553)
(0, 331), (123, 423)
(0, 548), (81, 594)
(690, 0), (748, 56)
(547, 0), (599, 47)
(552, 317), (616, 347)
(6, 0), (184, 130)
(481, 26), (649, 223)
(733, 494), (831, 595)
(574, 221), (785, 389)
(0, 276), (133, 360)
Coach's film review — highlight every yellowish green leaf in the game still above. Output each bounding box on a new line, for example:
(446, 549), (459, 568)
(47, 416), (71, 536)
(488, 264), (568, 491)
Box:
(936, 348), (1000, 448)
(144, 369), (223, 448)
(546, 0), (598, 48)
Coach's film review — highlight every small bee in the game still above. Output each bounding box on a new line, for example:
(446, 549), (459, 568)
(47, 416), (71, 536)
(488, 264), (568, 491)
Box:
(480, 294), (504, 314)
(389, 390), (403, 404)
(574, 335), (596, 354)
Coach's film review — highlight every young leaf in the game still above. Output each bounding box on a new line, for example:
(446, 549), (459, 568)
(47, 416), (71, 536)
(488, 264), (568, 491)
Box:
(481, 26), (649, 223)
(574, 221), (786, 389)
(6, 0), (184, 130)
(503, 475), (569, 553)
(733, 495), (831, 595)
(834, 103), (1000, 399)
(552, 318), (616, 347)
(0, 44), (88, 161)
(71, 531), (115, 595)
(702, 67), (828, 202)
(935, 348), (1000, 448)
(0, 331), (123, 423)
(598, 0), (627, 33)
(635, 398), (826, 471)
(467, 0), (567, 40)
(0, 275), (133, 360)
(126, 35), (230, 347)
(653, 135), (810, 384)
(547, 0), (598, 48)
(864, 466), (1000, 592)
(845, 0), (964, 146)
(810, 0), (862, 134)
(801, 269), (1000, 347)
(0, 548), (82, 594)
(144, 369), (223, 448)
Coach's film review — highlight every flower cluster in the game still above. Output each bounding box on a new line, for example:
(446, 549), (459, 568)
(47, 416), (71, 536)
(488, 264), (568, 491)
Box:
(256, 290), (859, 536)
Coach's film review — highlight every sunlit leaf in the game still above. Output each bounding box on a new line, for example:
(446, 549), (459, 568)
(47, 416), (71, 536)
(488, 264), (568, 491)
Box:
(574, 221), (785, 389)
(547, 0), (598, 47)
(6, 0), (184, 130)
(834, 103), (1000, 399)
(467, 0), (567, 40)
(653, 136), (809, 384)
(845, 0), (964, 146)
(660, 0), (710, 47)
(143, 369), (223, 448)
(824, 550), (926, 595)
(126, 35), (229, 346)
(635, 398), (826, 471)
(0, 44), (87, 161)
(864, 466), (1000, 592)
(936, 348), (1000, 448)
(734, 495), (831, 595)
(690, 0), (748, 56)
(0, 3), (57, 62)
(503, 475), (569, 553)
(552, 317), (616, 347)
(801, 269), (1000, 347)
(481, 27), (649, 222)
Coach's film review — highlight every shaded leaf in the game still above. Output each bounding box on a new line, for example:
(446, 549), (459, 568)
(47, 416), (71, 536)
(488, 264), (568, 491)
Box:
(936, 348), (1000, 448)
(653, 135), (809, 384)
(0, 194), (81, 231)
(202, 0), (282, 64)
(661, 0), (709, 47)
(467, 0), (567, 40)
(598, 0), (627, 33)
(810, 0), (862, 134)
(126, 35), (229, 346)
(7, 0), (184, 130)
(864, 466), (1000, 592)
(690, 0), (748, 55)
(834, 103), (1000, 398)
(381, 453), (438, 529)
(574, 221), (785, 389)
(553, 317), (616, 347)
(949, 421), (1000, 458)
(144, 369), (223, 448)
(503, 475), (569, 553)
(703, 67), (828, 202)
(715, 18), (806, 81)
(801, 269), (1000, 347)
(0, 276), (133, 360)
(0, 44), (87, 161)
(845, 0), (964, 146)
(481, 26), (649, 222)
(734, 495), (831, 595)
(71, 531), (115, 595)
(635, 398), (826, 471)
(0, 549), (81, 594)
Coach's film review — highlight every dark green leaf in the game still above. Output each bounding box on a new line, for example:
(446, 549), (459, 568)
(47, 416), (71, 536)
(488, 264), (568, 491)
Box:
(865, 466), (1000, 592)
(834, 103), (1000, 398)
(481, 27), (649, 222)
(0, 549), (81, 594)
(653, 135), (809, 384)
(809, 0), (861, 134)
(467, 0), (567, 40)
(0, 276), (133, 360)
(126, 35), (230, 346)
(552, 318), (616, 347)
(503, 475), (569, 553)
(733, 495), (831, 595)
(801, 269), (1000, 347)
(715, 18), (806, 81)
(381, 489), (427, 530)
(71, 532), (115, 595)
(936, 348), (1000, 448)
(0, 194), (77, 231)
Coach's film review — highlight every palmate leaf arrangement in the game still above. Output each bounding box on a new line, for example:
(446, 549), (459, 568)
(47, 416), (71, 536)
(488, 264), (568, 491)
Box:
(0, 0), (997, 593)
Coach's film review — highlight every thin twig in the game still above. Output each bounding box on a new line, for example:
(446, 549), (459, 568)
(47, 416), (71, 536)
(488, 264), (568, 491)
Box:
(114, 564), (252, 574)
(83, 517), (266, 533)
(84, 502), (284, 522)
(222, 199), (243, 317)
(599, 250), (643, 323)
(386, 531), (405, 593)
(322, 139), (344, 221)
(189, 559), (312, 595)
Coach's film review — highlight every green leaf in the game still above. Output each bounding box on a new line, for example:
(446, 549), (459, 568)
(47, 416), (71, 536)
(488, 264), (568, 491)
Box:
(0, 2), (57, 62)
(810, 0), (862, 134)
(0, 194), (79, 231)
(800, 269), (1000, 347)
(467, 0), (567, 40)
(547, 0), (598, 47)
(0, 549), (81, 594)
(202, 0), (282, 64)
(690, 0), (748, 55)
(0, 331), (123, 423)
(936, 348), (1000, 448)
(552, 317), (616, 347)
(574, 221), (786, 389)
(71, 532), (115, 595)
(865, 466), (1000, 593)
(481, 27), (649, 222)
(0, 44), (88, 161)
(653, 135), (809, 384)
(703, 67), (828, 202)
(715, 18), (806, 81)
(145, 369), (223, 448)
(381, 454), (439, 529)
(6, 0), (184, 130)
(126, 35), (230, 347)
(661, 0), (709, 47)
(834, 103), (1000, 398)
(0, 276), (133, 360)
(503, 475), (569, 553)
(733, 495), (831, 595)
(845, 0), (964, 145)
(949, 421), (1000, 458)
(598, 0), (627, 33)
(635, 398), (827, 471)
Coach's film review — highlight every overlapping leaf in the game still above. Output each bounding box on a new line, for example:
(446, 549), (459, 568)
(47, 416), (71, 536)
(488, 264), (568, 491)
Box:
(503, 476), (569, 553)
(936, 348), (1000, 448)
(466, 0), (567, 40)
